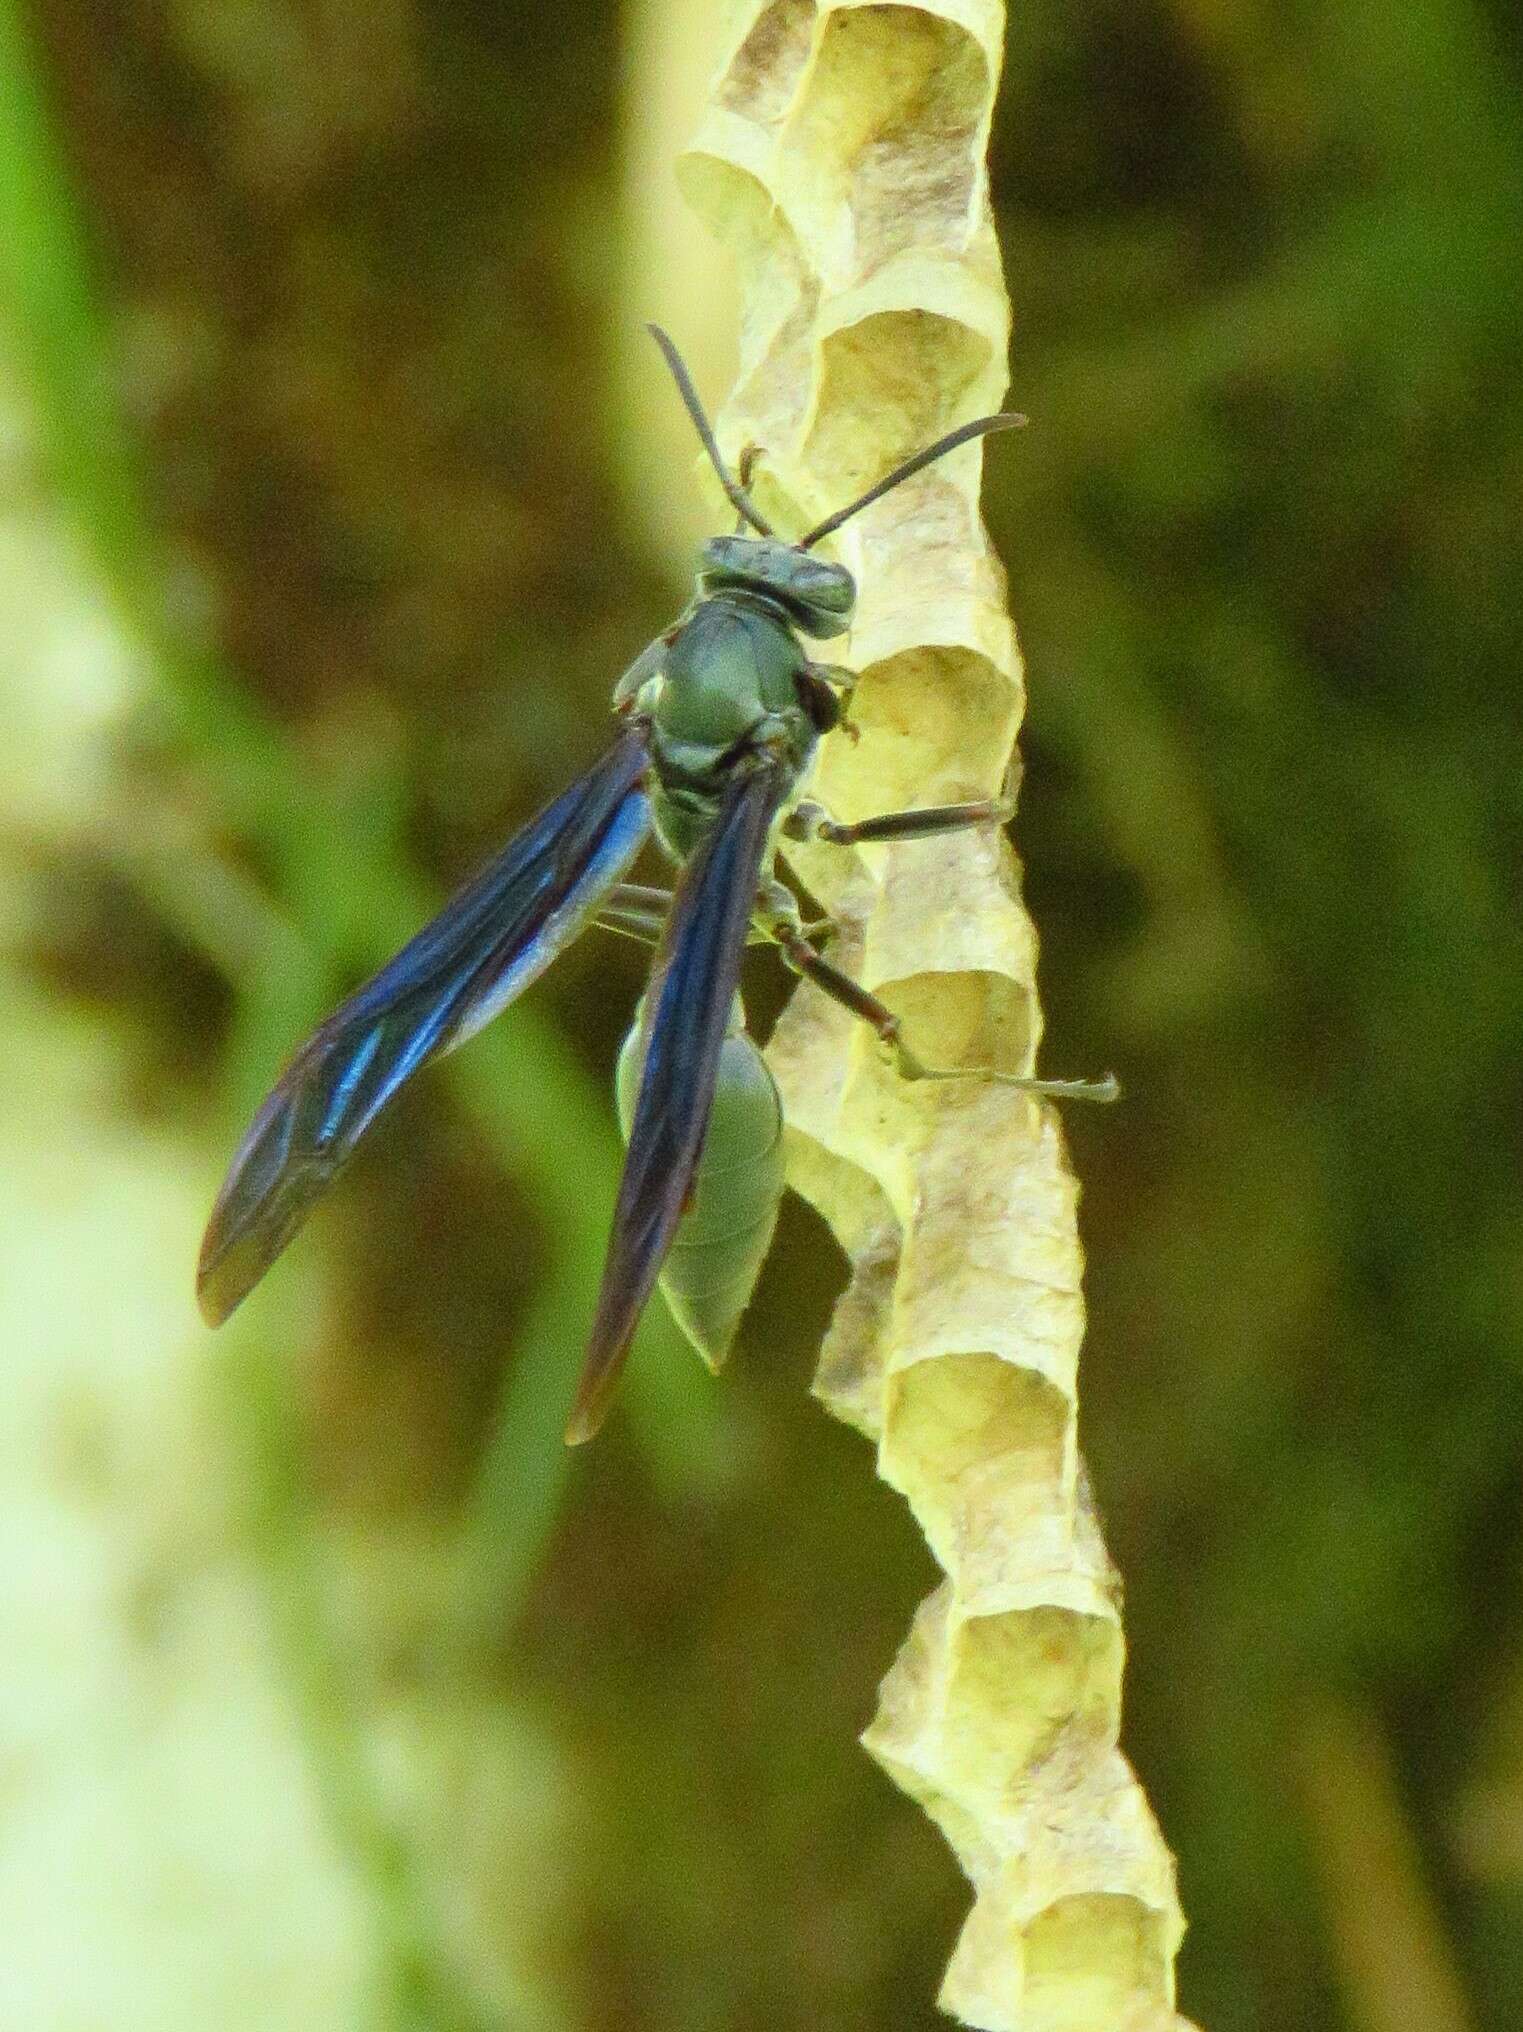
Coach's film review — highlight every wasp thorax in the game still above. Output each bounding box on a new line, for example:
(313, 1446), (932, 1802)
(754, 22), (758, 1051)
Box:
(698, 535), (855, 641)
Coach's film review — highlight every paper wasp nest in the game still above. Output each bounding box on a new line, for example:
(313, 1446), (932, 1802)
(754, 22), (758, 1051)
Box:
(678, 6), (1191, 2027)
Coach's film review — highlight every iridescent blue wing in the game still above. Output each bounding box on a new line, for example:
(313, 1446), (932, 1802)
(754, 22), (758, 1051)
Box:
(566, 754), (789, 1443)
(198, 727), (651, 1327)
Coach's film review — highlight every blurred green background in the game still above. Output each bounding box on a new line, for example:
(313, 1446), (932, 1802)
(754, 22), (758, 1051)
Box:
(2, 2), (1521, 2029)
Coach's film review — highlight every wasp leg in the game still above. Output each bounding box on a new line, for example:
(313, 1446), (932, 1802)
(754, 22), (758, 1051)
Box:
(764, 909), (1119, 1103)
(801, 662), (861, 743)
(609, 883), (672, 908)
(783, 793), (1014, 847)
(599, 885), (829, 949)
(593, 884), (677, 942)
(594, 908), (666, 946)
(809, 662), (857, 696)
(607, 883), (675, 913)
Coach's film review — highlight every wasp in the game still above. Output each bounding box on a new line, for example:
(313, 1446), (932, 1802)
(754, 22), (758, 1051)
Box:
(198, 329), (1115, 1442)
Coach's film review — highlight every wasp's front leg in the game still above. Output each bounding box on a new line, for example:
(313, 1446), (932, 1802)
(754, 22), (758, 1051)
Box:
(794, 662), (860, 742)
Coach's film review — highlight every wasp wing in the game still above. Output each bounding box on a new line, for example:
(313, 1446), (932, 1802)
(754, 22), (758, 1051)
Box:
(566, 755), (789, 1443)
(198, 727), (651, 1327)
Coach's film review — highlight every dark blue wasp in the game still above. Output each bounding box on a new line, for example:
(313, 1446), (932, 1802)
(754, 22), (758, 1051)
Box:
(198, 329), (1115, 1443)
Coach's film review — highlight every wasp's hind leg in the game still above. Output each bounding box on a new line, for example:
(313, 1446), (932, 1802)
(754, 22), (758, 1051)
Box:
(763, 905), (1118, 1103)
(783, 790), (1014, 847)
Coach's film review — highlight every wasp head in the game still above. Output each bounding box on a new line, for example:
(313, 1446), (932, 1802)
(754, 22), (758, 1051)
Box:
(698, 536), (855, 641)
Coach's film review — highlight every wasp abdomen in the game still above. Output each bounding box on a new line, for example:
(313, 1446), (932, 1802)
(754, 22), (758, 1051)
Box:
(616, 1008), (785, 1371)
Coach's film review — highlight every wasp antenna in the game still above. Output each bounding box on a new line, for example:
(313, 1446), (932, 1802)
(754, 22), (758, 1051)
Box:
(798, 411), (1026, 551)
(646, 324), (775, 539)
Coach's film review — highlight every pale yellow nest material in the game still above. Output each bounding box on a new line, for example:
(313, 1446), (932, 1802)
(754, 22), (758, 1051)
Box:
(678, 5), (1192, 2027)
